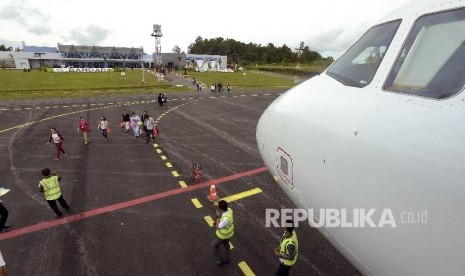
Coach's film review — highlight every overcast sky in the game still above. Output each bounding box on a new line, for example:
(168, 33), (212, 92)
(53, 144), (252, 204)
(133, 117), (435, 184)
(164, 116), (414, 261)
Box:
(0, 0), (412, 58)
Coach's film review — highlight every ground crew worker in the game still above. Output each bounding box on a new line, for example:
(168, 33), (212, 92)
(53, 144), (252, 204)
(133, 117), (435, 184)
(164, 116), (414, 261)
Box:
(38, 168), (70, 217)
(212, 200), (234, 266)
(274, 220), (298, 276)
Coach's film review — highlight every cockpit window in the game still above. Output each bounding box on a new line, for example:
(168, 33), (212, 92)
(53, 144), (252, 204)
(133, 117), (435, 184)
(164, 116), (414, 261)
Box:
(326, 20), (401, 88)
(384, 8), (465, 99)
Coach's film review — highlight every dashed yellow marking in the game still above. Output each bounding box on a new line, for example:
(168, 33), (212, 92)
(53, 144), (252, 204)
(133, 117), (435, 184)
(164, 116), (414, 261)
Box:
(153, 144), (159, 148)
(218, 188), (263, 203)
(178, 181), (187, 188)
(171, 171), (180, 177)
(160, 155), (167, 160)
(156, 149), (162, 153)
(191, 198), (203, 208)
(204, 215), (215, 227)
(238, 261), (256, 276)
(230, 242), (234, 249)
(166, 162), (173, 168)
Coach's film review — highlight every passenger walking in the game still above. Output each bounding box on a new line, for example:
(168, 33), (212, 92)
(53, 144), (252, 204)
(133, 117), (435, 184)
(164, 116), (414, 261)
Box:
(274, 220), (298, 276)
(77, 117), (90, 144)
(144, 114), (155, 144)
(46, 128), (67, 161)
(130, 112), (141, 138)
(162, 93), (167, 106)
(0, 197), (11, 233)
(38, 168), (71, 218)
(158, 93), (164, 108)
(98, 116), (110, 142)
(122, 111), (130, 132)
(140, 111), (149, 136)
(211, 84), (215, 93)
(227, 84), (231, 92)
(212, 200), (234, 266)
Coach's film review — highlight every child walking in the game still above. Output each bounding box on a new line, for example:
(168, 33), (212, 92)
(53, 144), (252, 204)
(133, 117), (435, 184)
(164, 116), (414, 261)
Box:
(47, 128), (67, 161)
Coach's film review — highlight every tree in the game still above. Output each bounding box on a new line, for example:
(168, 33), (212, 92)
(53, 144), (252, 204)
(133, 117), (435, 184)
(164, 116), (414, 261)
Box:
(0, 45), (6, 51)
(172, 45), (181, 54)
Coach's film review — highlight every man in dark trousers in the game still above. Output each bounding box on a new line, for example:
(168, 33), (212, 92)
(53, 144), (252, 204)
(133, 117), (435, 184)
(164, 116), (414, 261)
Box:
(274, 220), (298, 276)
(39, 168), (70, 217)
(0, 198), (11, 233)
(212, 200), (234, 266)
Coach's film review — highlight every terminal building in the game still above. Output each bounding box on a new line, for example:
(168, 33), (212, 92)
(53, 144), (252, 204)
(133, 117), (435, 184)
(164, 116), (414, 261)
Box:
(0, 44), (225, 72)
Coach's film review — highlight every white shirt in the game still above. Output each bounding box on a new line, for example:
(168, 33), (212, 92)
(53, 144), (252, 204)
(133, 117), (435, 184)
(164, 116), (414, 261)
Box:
(98, 120), (108, 129)
(0, 250), (5, 266)
(51, 133), (61, 143)
(218, 210), (231, 229)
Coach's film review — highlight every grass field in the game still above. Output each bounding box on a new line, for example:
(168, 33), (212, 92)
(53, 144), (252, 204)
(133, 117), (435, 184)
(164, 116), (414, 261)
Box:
(0, 70), (183, 100)
(186, 71), (295, 89)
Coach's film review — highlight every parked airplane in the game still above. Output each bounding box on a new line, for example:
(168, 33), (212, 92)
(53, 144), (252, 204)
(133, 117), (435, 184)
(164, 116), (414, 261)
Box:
(256, 0), (465, 275)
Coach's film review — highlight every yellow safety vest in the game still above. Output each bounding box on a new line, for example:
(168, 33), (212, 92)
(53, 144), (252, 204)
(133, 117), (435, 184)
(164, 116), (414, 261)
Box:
(280, 230), (298, 266)
(40, 176), (62, 200)
(216, 208), (234, 239)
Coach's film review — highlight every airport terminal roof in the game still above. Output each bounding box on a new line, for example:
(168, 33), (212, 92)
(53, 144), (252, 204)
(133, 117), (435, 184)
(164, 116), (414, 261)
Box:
(22, 46), (58, 53)
(57, 44), (144, 54)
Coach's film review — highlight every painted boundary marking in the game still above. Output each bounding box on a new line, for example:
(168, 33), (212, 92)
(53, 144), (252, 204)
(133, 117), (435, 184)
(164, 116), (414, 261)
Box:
(218, 188), (263, 203)
(191, 198), (203, 208)
(238, 261), (256, 276)
(0, 166), (267, 241)
(178, 181), (187, 188)
(204, 215), (215, 227)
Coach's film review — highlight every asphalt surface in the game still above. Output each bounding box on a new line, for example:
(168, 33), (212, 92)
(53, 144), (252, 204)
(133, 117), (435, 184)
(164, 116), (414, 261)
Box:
(0, 87), (360, 275)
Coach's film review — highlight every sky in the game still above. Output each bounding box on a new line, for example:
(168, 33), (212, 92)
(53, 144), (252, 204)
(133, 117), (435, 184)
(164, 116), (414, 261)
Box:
(0, 0), (412, 58)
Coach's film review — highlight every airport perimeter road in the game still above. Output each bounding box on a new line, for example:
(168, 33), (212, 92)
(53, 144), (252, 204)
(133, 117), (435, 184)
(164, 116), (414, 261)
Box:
(0, 90), (359, 275)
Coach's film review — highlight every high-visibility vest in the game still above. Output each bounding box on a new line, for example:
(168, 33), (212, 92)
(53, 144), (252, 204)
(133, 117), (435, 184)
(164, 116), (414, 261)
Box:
(216, 208), (234, 239)
(280, 230), (298, 266)
(40, 176), (62, 200)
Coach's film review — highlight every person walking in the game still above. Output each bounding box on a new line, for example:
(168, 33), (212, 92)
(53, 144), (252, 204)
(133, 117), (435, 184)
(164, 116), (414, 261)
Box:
(140, 111), (149, 136)
(130, 112), (141, 138)
(77, 117), (90, 144)
(162, 93), (167, 107)
(46, 128), (67, 161)
(98, 116), (109, 142)
(38, 168), (70, 218)
(227, 84), (231, 92)
(274, 220), (298, 276)
(157, 93), (164, 108)
(212, 200), (234, 266)
(122, 111), (130, 132)
(144, 114), (155, 144)
(0, 193), (11, 233)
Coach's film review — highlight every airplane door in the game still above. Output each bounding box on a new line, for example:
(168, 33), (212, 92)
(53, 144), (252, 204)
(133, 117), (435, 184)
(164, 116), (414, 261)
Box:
(277, 148), (294, 189)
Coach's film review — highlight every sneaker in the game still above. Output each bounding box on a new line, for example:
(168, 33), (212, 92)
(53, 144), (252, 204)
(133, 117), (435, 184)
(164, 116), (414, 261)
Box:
(4, 225), (12, 229)
(0, 228), (11, 233)
(64, 153), (68, 157)
(54, 158), (59, 161)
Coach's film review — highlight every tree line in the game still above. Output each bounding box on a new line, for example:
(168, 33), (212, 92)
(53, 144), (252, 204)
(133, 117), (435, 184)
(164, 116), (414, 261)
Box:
(187, 36), (330, 65)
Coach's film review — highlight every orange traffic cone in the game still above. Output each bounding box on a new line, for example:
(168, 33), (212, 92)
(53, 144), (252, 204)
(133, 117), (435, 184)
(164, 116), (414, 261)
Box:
(208, 180), (220, 202)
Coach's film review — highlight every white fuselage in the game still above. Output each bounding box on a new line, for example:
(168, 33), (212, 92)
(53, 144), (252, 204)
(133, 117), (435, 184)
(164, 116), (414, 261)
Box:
(256, 1), (465, 275)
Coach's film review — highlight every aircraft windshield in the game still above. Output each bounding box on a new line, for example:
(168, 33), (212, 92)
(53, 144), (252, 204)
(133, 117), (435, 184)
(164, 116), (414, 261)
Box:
(384, 8), (465, 99)
(326, 20), (401, 88)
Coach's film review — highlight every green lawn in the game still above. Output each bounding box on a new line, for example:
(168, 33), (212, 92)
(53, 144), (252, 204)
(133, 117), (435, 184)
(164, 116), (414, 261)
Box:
(186, 71), (294, 89)
(0, 70), (183, 100)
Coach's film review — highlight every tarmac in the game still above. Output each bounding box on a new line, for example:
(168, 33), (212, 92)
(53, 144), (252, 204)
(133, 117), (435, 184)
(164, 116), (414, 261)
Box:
(0, 80), (360, 275)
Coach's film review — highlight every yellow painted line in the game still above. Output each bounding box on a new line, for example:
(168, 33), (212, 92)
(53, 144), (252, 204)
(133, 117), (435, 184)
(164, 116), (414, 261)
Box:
(156, 149), (162, 153)
(204, 215), (215, 227)
(219, 188), (263, 203)
(153, 144), (159, 148)
(160, 155), (167, 160)
(238, 261), (256, 276)
(191, 198), (203, 208)
(178, 181), (187, 188)
(166, 162), (173, 168)
(171, 171), (179, 177)
(229, 241), (234, 249)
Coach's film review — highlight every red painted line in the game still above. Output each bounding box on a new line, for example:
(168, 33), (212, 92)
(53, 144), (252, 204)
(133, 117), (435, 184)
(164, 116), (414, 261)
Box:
(0, 166), (268, 241)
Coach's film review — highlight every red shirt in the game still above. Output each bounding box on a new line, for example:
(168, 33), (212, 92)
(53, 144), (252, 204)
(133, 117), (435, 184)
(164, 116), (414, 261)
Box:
(78, 120), (90, 132)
